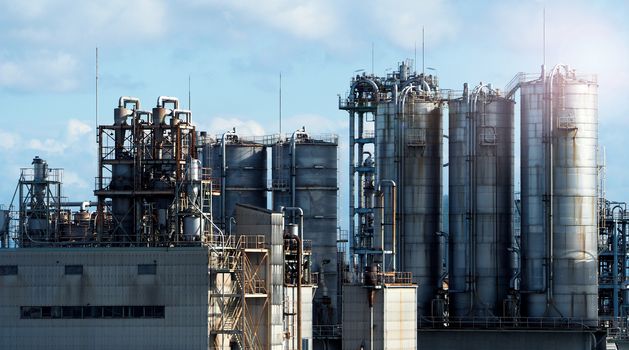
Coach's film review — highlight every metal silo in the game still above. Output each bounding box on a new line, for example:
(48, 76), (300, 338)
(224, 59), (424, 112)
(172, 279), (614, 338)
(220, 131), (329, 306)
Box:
(520, 65), (598, 323)
(375, 63), (443, 317)
(110, 99), (136, 242)
(209, 130), (267, 230)
(448, 84), (514, 317)
(271, 129), (339, 324)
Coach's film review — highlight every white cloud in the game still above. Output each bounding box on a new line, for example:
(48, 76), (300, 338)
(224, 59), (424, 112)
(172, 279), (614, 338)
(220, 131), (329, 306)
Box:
(189, 0), (342, 42)
(204, 116), (266, 137)
(0, 130), (19, 150)
(0, 51), (80, 92)
(366, 0), (460, 51)
(27, 138), (67, 154)
(2, 0), (168, 47)
(63, 171), (89, 190)
(491, 1), (629, 92)
(22, 119), (94, 155)
(68, 119), (92, 139)
(185, 0), (459, 52)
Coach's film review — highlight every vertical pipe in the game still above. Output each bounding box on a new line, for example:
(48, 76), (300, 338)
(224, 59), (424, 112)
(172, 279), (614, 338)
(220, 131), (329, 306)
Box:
(297, 234), (303, 350)
(378, 180), (397, 272)
(545, 65), (566, 310)
(614, 214), (619, 320)
(370, 298), (374, 350)
(97, 126), (104, 243)
(221, 134), (226, 228)
(281, 206), (304, 350)
(220, 130), (237, 229)
(290, 131), (300, 208)
(349, 110), (356, 268)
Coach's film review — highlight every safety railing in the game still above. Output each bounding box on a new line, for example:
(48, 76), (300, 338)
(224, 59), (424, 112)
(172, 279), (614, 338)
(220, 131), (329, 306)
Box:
(313, 324), (343, 339)
(20, 168), (63, 183)
(378, 271), (413, 285)
(418, 316), (600, 330)
(238, 235), (265, 250)
(94, 177), (111, 191)
(310, 272), (319, 286)
(269, 178), (289, 190)
(608, 324), (629, 341)
(338, 98), (378, 110)
(358, 130), (375, 139)
(503, 72), (540, 99)
(406, 128), (426, 147)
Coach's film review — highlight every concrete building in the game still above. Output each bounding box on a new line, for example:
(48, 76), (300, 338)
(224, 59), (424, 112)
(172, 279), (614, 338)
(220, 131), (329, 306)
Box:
(343, 283), (417, 350)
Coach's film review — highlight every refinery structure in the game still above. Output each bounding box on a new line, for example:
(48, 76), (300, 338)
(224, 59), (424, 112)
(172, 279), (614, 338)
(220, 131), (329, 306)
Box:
(0, 59), (626, 350)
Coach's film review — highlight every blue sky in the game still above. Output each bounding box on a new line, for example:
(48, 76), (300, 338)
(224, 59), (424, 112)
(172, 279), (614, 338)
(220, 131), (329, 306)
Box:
(0, 0), (627, 231)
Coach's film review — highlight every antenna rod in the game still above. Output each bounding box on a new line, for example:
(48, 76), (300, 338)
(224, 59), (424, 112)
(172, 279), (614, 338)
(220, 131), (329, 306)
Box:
(188, 75), (191, 110)
(279, 72), (282, 136)
(543, 7), (546, 68)
(422, 26), (425, 75)
(95, 47), (99, 143)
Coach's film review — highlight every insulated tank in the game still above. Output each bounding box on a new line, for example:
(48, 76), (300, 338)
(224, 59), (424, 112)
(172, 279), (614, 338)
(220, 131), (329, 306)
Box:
(272, 131), (339, 324)
(208, 132), (267, 230)
(520, 66), (598, 323)
(448, 85), (514, 317)
(111, 105), (134, 241)
(375, 68), (442, 317)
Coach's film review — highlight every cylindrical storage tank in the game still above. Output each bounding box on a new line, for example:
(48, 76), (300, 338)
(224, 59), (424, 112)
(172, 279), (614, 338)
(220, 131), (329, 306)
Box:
(32, 156), (48, 182)
(520, 68), (598, 323)
(188, 158), (202, 182)
(448, 87), (514, 318)
(209, 135), (267, 229)
(31, 157), (48, 208)
(183, 216), (202, 240)
(110, 106), (134, 242)
(272, 133), (338, 324)
(375, 92), (442, 317)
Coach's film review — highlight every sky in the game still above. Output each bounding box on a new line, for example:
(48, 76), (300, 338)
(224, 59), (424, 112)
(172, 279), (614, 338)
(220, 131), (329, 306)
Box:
(0, 0), (627, 231)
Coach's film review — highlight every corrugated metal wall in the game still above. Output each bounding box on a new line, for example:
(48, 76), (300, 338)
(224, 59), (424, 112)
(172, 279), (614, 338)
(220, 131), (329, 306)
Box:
(0, 248), (210, 350)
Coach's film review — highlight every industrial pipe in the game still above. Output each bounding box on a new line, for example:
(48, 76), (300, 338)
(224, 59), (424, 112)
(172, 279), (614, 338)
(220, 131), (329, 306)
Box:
(396, 84), (414, 270)
(220, 129), (238, 228)
(436, 231), (449, 290)
(281, 207), (304, 350)
(173, 109), (192, 124)
(349, 78), (380, 103)
(290, 128), (308, 207)
(377, 180), (396, 272)
(118, 96), (140, 109)
(134, 110), (152, 124)
(401, 76), (432, 94)
(544, 64), (570, 313)
(156, 96), (180, 109)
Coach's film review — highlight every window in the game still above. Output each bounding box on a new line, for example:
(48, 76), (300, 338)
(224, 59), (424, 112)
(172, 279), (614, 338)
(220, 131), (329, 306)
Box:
(0, 265), (17, 275)
(65, 265), (83, 275)
(138, 264), (157, 275)
(20, 306), (165, 319)
(62, 306), (82, 319)
(83, 306), (102, 319)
